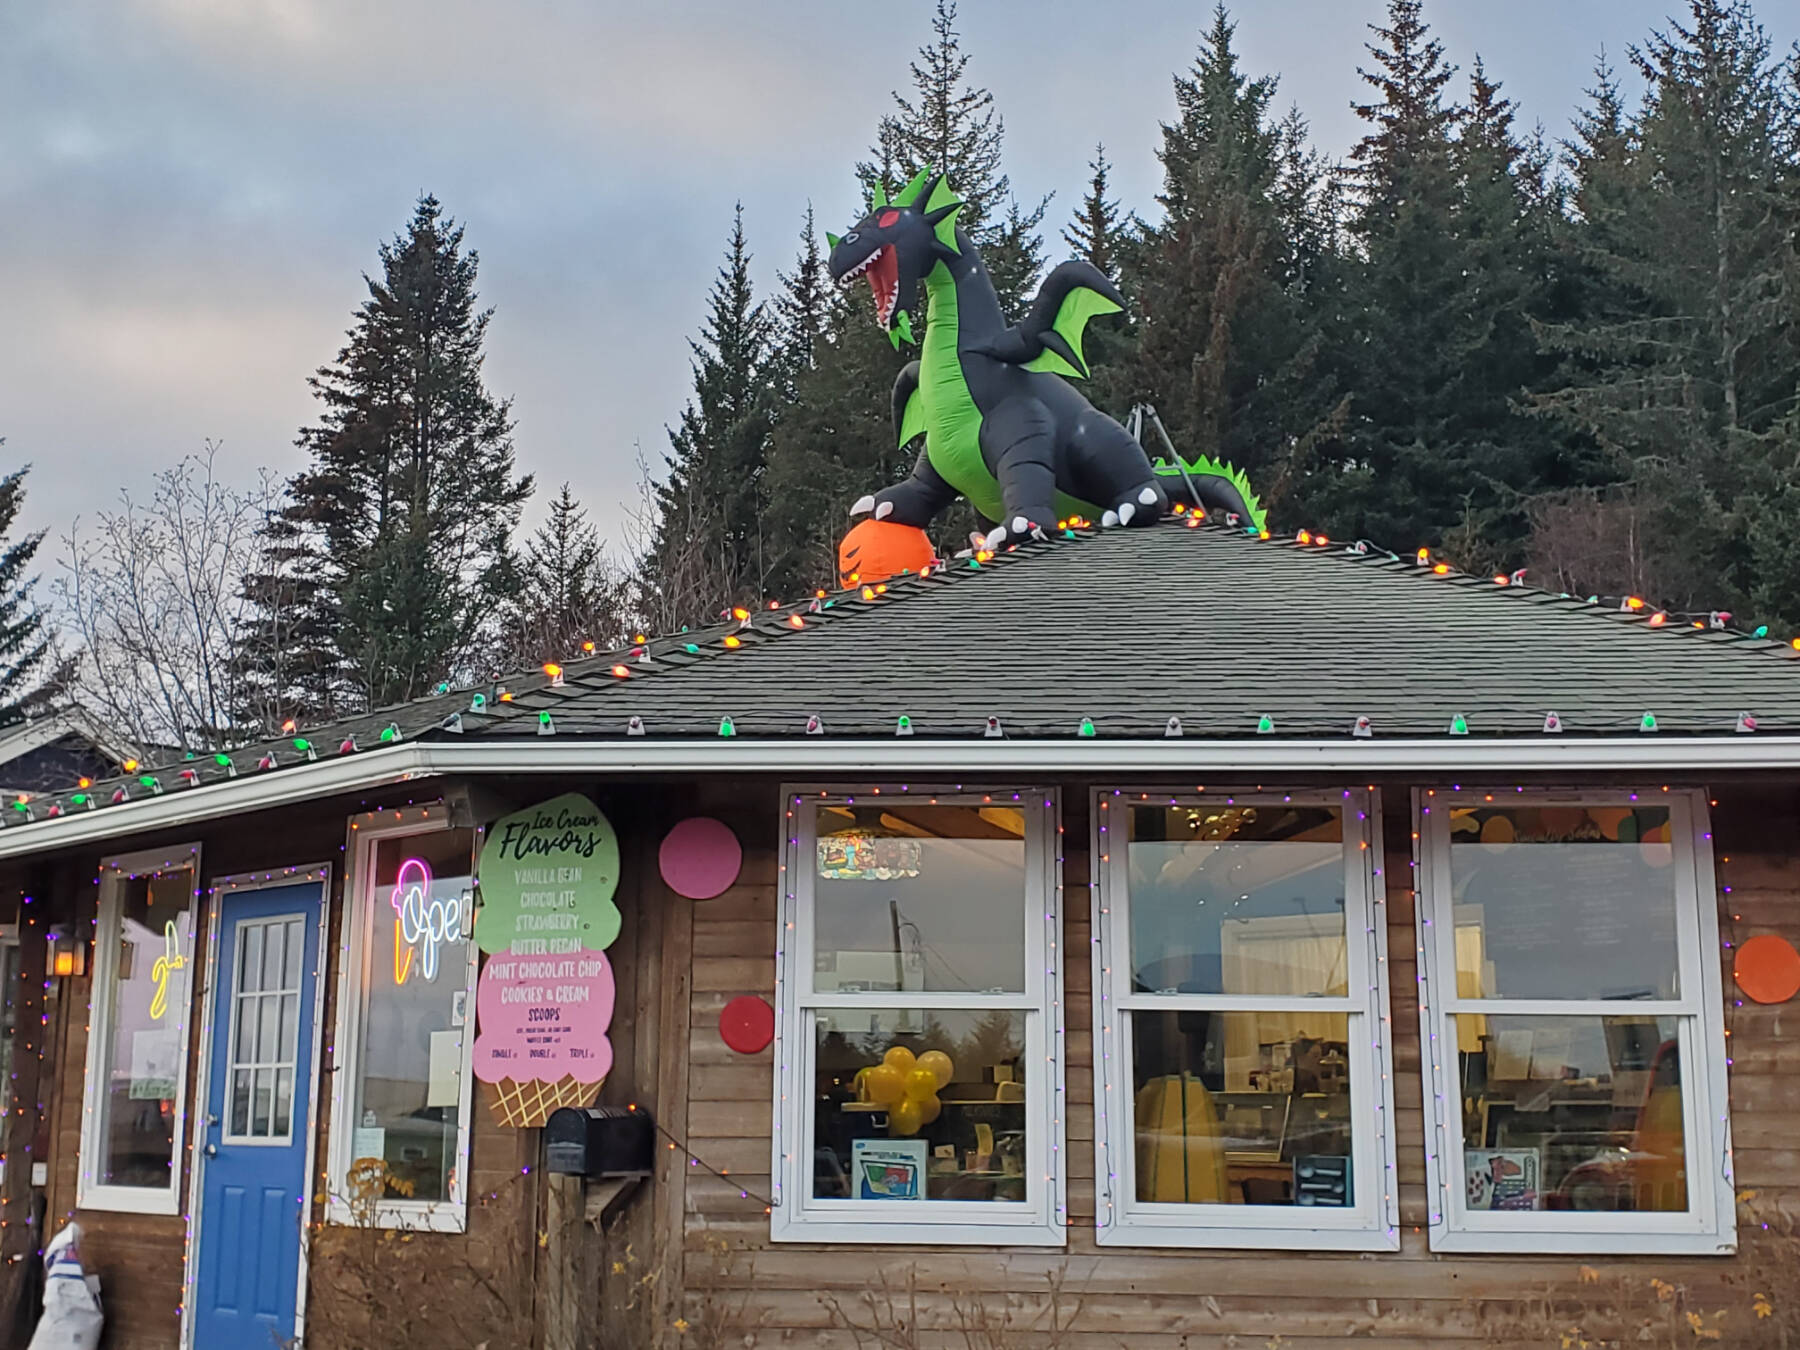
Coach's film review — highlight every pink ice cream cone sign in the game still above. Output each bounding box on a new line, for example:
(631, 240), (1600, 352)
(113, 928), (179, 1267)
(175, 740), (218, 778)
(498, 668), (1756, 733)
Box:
(473, 948), (615, 1083)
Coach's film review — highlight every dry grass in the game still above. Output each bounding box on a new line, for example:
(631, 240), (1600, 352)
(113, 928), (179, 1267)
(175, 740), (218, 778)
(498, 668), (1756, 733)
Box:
(1486, 1194), (1796, 1349)
(821, 1266), (1089, 1349)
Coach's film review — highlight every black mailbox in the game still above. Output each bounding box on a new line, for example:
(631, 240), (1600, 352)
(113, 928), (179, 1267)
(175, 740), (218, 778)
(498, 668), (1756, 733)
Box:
(545, 1105), (655, 1178)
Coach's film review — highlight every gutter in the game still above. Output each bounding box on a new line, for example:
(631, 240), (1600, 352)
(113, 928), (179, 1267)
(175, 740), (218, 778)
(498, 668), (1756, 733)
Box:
(0, 733), (1792, 863)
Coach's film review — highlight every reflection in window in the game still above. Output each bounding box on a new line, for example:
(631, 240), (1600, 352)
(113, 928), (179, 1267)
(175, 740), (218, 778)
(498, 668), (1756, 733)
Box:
(1132, 1010), (1353, 1206)
(347, 827), (473, 1205)
(0, 939), (18, 1120)
(1128, 805), (1346, 997)
(814, 804), (1026, 994)
(92, 867), (196, 1194)
(1454, 1014), (1685, 1213)
(1449, 804), (1679, 1001)
(812, 1009), (1027, 1203)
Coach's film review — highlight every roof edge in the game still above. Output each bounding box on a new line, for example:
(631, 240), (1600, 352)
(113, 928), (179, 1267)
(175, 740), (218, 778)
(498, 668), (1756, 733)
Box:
(0, 734), (1791, 864)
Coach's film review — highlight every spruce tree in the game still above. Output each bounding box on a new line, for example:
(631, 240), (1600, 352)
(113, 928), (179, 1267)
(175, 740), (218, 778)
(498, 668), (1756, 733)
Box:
(0, 456), (52, 718)
(772, 205), (829, 396)
(493, 484), (625, 671)
(1063, 144), (1130, 277)
(241, 195), (531, 715)
(857, 0), (1048, 313)
(644, 206), (775, 625)
(1322, 0), (1574, 565)
(1104, 6), (1347, 513)
(1535, 1), (1800, 621)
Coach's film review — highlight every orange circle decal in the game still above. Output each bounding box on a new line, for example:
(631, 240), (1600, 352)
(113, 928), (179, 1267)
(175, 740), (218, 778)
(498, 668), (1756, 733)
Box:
(1734, 934), (1800, 1005)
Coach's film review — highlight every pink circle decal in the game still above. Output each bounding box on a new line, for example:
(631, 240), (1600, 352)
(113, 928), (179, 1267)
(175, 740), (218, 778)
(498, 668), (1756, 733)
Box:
(720, 996), (774, 1055)
(660, 816), (742, 900)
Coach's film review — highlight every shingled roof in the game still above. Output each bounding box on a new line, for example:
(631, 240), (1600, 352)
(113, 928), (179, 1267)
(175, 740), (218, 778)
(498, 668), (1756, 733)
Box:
(484, 521), (1800, 741)
(8, 518), (1800, 851)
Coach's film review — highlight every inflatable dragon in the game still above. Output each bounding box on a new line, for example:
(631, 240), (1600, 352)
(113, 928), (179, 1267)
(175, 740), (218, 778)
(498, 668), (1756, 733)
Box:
(827, 169), (1264, 549)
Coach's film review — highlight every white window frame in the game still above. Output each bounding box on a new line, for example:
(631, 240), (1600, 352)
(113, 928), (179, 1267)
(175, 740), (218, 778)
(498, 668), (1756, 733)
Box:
(1091, 788), (1400, 1250)
(325, 805), (478, 1232)
(1414, 787), (1735, 1255)
(771, 785), (1066, 1246)
(78, 842), (203, 1215)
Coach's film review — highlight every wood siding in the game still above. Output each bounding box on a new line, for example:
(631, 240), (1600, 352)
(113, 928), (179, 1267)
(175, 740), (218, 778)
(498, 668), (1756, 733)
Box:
(669, 778), (1800, 1348)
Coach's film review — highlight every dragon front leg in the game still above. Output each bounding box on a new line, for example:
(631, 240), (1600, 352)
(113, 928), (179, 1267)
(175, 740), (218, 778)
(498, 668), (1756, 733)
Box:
(1067, 409), (1170, 528)
(849, 444), (959, 527)
(978, 399), (1058, 549)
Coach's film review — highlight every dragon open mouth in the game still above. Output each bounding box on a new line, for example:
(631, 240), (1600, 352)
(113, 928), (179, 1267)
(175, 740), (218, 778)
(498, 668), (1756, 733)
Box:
(838, 244), (899, 329)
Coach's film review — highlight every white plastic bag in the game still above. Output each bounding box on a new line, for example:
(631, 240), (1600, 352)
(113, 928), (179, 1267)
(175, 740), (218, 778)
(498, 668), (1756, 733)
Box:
(27, 1221), (103, 1350)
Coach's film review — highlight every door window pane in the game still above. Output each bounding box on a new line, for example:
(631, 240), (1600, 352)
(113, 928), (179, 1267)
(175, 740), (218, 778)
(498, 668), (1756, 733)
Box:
(225, 915), (306, 1142)
(349, 827), (473, 1204)
(1127, 805), (1347, 997)
(1448, 804), (1679, 1000)
(1131, 1009), (1354, 1206)
(813, 804), (1026, 994)
(811, 1008), (1027, 1202)
(1453, 1013), (1686, 1213)
(93, 867), (195, 1190)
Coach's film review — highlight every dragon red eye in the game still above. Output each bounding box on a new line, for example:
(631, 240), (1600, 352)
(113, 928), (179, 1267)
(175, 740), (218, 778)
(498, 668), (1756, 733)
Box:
(877, 209), (900, 227)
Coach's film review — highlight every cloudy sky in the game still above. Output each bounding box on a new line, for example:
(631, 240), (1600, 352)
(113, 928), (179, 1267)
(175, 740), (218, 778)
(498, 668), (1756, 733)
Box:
(4, 0), (1777, 560)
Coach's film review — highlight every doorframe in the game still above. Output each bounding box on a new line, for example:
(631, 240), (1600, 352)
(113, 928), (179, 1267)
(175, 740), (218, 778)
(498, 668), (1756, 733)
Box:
(180, 863), (333, 1350)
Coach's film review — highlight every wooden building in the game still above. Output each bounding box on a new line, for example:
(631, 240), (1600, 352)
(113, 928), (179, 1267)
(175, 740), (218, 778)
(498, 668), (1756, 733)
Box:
(3, 520), (1799, 1348)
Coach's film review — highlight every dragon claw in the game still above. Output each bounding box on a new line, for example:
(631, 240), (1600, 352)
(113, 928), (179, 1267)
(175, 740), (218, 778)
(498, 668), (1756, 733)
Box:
(1138, 487), (1157, 506)
(1101, 509), (1119, 528)
(875, 501), (894, 520)
(850, 494), (876, 517)
(983, 524), (1010, 550)
(1118, 502), (1137, 526)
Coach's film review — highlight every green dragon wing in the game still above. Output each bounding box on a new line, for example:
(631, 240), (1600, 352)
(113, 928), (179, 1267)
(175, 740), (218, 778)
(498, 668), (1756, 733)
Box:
(894, 360), (927, 449)
(1020, 265), (1124, 379)
(966, 262), (1125, 378)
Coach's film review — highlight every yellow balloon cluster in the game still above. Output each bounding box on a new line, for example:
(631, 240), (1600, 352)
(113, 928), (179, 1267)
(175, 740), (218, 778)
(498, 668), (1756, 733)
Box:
(855, 1045), (955, 1136)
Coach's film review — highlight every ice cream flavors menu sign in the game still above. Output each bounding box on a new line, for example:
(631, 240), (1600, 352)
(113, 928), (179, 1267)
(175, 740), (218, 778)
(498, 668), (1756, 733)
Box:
(475, 792), (621, 955)
(472, 792), (622, 1125)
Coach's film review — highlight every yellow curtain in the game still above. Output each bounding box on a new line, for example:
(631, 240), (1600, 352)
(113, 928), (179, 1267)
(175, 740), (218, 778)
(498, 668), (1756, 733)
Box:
(1135, 1074), (1230, 1203)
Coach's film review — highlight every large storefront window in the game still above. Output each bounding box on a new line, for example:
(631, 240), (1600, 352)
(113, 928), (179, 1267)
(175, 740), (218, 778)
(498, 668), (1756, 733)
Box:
(1416, 791), (1734, 1254)
(328, 808), (476, 1230)
(772, 789), (1064, 1245)
(1092, 792), (1397, 1249)
(78, 845), (200, 1213)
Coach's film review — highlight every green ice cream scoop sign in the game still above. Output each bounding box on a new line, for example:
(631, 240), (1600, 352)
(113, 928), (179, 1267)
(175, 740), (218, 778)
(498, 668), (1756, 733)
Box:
(475, 792), (621, 955)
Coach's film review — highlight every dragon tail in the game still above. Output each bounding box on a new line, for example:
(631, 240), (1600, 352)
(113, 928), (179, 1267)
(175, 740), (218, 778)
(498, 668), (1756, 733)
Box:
(1151, 454), (1268, 533)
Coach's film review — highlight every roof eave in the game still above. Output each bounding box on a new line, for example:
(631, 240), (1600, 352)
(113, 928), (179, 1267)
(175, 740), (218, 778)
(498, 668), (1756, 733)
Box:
(0, 734), (1791, 864)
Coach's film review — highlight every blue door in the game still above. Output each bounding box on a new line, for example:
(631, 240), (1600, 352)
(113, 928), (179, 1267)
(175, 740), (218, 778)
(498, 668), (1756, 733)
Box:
(191, 880), (322, 1350)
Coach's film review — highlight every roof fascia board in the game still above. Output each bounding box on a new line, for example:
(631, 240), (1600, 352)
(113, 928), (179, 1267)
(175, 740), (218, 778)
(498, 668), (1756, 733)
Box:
(417, 737), (1800, 775)
(0, 734), (1793, 864)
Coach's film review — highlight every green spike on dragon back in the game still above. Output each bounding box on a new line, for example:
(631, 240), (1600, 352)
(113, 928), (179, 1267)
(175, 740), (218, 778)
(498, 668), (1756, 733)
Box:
(826, 169), (1266, 548)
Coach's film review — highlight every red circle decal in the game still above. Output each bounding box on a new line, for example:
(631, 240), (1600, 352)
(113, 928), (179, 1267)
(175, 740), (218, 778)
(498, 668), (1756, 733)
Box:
(719, 996), (775, 1055)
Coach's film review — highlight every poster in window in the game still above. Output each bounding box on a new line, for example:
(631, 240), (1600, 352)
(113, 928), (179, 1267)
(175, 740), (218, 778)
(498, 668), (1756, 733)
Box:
(851, 1139), (928, 1200)
(1465, 1148), (1539, 1211)
(127, 1028), (181, 1100)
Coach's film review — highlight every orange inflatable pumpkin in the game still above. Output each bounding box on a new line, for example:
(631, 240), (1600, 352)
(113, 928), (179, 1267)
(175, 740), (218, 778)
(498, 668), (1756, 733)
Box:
(838, 518), (934, 588)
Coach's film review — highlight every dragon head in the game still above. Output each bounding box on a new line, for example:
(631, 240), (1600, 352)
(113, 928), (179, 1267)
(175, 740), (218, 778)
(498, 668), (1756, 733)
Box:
(827, 169), (963, 348)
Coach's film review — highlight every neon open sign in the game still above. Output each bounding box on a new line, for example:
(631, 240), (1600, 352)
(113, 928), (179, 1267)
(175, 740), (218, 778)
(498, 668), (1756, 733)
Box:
(392, 857), (462, 984)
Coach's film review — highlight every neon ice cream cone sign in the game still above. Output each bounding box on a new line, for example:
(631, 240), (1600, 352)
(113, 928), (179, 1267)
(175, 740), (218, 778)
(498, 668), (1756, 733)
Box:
(392, 856), (461, 984)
